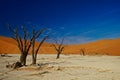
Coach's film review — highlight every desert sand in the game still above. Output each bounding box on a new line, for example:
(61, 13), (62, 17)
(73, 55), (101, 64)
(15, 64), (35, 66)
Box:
(0, 54), (120, 80)
(0, 36), (120, 56)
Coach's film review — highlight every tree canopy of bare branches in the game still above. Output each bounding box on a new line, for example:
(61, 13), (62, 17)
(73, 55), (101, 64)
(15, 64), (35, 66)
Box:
(52, 38), (64, 59)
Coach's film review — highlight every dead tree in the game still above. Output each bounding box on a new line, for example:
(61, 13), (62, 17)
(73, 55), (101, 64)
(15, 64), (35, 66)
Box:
(31, 28), (48, 65)
(52, 38), (64, 59)
(8, 25), (48, 66)
(8, 26), (34, 66)
(80, 48), (85, 56)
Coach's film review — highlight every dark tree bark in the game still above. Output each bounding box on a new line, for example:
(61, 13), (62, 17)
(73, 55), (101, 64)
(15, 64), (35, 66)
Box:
(56, 52), (61, 59)
(20, 52), (28, 65)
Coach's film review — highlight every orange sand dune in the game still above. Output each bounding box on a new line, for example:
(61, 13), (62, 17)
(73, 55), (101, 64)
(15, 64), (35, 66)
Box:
(64, 38), (120, 56)
(0, 36), (120, 56)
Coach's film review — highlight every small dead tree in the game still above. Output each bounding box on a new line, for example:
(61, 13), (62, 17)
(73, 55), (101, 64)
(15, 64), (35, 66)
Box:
(31, 28), (48, 65)
(52, 38), (64, 59)
(80, 48), (85, 56)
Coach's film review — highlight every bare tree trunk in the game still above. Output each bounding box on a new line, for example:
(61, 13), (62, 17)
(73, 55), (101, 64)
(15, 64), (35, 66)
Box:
(32, 53), (37, 64)
(20, 53), (27, 65)
(32, 57), (36, 64)
(56, 51), (61, 59)
(32, 54), (35, 64)
(32, 38), (35, 65)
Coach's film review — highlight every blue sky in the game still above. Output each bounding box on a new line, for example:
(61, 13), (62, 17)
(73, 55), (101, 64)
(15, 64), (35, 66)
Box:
(0, 0), (120, 44)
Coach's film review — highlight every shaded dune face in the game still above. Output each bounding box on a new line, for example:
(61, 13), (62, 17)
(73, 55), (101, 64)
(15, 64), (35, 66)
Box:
(0, 36), (120, 56)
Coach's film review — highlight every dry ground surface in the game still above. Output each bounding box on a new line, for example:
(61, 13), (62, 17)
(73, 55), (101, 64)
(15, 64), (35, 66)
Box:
(0, 54), (120, 80)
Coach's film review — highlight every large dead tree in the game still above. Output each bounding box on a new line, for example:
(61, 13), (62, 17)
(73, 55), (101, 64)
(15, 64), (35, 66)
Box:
(52, 38), (64, 59)
(8, 25), (48, 66)
(31, 29), (48, 65)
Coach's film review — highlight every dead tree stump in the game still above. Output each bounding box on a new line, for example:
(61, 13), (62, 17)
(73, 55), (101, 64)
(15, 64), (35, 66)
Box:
(6, 62), (22, 69)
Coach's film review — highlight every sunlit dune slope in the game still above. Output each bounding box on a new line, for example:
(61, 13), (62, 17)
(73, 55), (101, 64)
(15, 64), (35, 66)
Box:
(64, 38), (120, 56)
(0, 36), (19, 53)
(0, 36), (120, 56)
